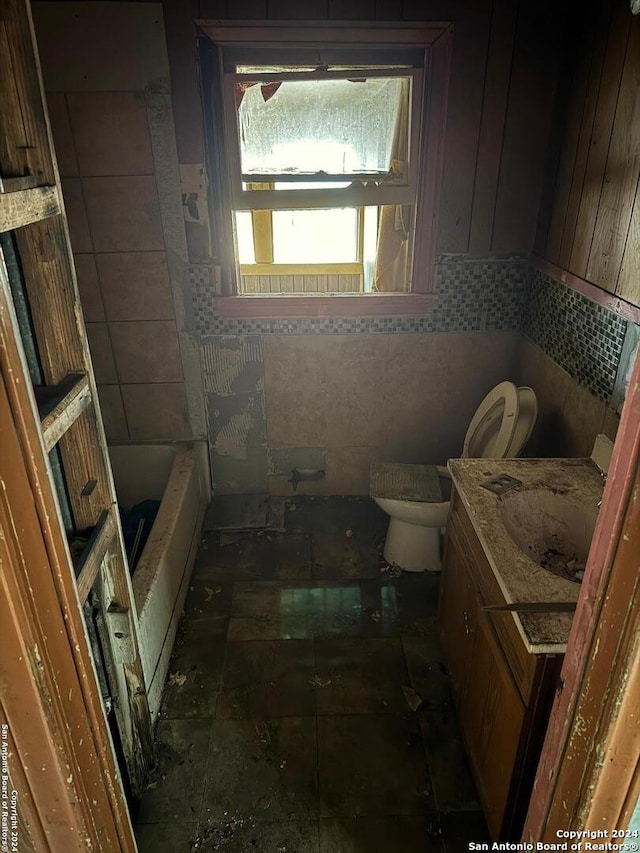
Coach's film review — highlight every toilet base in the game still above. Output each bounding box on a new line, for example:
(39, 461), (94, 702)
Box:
(383, 517), (441, 573)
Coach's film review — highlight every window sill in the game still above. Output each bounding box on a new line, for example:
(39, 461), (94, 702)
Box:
(211, 292), (437, 319)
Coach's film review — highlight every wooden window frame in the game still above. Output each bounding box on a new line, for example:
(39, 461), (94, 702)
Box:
(197, 20), (452, 319)
(239, 204), (365, 286)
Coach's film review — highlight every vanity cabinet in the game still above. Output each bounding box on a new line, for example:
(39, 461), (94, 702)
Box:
(439, 490), (563, 840)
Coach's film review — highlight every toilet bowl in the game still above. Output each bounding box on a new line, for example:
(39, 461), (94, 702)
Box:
(370, 383), (537, 573)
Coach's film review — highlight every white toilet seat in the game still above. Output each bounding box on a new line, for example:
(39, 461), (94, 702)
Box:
(462, 380), (520, 459)
(507, 386), (537, 457)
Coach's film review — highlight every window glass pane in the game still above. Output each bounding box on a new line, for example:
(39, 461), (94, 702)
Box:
(234, 211), (255, 263)
(237, 77), (408, 178)
(272, 209), (358, 263)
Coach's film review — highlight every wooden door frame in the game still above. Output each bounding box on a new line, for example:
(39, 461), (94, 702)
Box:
(0, 271), (137, 850)
(524, 352), (640, 837)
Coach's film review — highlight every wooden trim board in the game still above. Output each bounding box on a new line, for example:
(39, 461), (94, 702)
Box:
(524, 341), (640, 838)
(532, 255), (640, 324)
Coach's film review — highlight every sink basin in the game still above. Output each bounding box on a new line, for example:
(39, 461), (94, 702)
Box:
(500, 489), (599, 583)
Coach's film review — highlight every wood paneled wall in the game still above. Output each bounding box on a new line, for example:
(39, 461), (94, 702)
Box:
(164, 0), (565, 260)
(536, 2), (640, 308)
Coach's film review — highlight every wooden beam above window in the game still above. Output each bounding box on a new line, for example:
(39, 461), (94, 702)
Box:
(197, 21), (450, 46)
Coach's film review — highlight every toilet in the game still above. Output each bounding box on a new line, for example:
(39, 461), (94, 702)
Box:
(370, 382), (537, 572)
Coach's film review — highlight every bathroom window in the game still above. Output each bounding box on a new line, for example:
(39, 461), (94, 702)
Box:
(199, 22), (451, 316)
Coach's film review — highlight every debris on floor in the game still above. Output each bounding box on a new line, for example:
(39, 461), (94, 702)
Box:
(204, 585), (222, 601)
(254, 721), (271, 745)
(136, 496), (488, 852)
(309, 674), (332, 688)
(193, 811), (256, 850)
(402, 685), (423, 712)
(380, 561), (402, 577)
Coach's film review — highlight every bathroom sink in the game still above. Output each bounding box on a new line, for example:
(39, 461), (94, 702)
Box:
(500, 489), (598, 583)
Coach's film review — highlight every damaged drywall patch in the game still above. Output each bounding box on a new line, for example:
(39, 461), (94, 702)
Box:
(210, 446), (268, 494)
(203, 337), (268, 493)
(179, 163), (211, 263)
(267, 447), (326, 476)
(201, 336), (264, 395)
(207, 392), (267, 458)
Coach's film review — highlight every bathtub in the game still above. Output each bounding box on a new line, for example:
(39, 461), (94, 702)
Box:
(108, 441), (210, 721)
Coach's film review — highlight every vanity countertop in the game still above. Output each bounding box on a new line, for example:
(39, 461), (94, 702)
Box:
(447, 457), (605, 654)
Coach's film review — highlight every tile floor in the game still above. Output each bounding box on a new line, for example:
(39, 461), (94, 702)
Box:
(134, 497), (489, 852)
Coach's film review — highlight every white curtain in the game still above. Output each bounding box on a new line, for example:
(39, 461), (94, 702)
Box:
(374, 77), (411, 292)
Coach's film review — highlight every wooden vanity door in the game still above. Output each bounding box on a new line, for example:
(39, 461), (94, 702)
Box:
(438, 525), (478, 703)
(463, 610), (526, 839)
(440, 510), (528, 840)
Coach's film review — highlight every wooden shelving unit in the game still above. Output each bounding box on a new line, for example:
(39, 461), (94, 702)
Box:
(0, 1), (152, 848)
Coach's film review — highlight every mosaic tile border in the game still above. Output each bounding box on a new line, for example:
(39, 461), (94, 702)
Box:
(190, 256), (529, 336)
(522, 268), (627, 402)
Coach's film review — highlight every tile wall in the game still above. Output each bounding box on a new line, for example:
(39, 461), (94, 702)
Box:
(191, 255), (528, 336)
(199, 256), (527, 495)
(518, 268), (636, 459)
(48, 91), (192, 441)
(200, 258), (637, 494)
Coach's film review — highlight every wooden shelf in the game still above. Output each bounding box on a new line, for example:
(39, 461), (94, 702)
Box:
(75, 510), (116, 604)
(35, 373), (91, 452)
(0, 184), (61, 233)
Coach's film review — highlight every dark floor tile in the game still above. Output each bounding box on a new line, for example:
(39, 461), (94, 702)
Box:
(311, 534), (382, 580)
(183, 576), (234, 618)
(318, 714), (433, 817)
(310, 497), (388, 540)
(310, 580), (406, 638)
(419, 711), (481, 812)
(205, 717), (318, 820)
(195, 531), (312, 582)
(196, 817), (320, 852)
(394, 573), (441, 626)
(402, 628), (453, 711)
(230, 580), (401, 639)
(218, 640), (316, 718)
(309, 498), (387, 581)
(439, 810), (490, 852)
(231, 580), (308, 618)
(285, 496), (315, 533)
(160, 613), (227, 718)
(135, 821), (199, 852)
(180, 610), (230, 642)
(319, 816), (444, 853)
(314, 637), (408, 714)
(136, 718), (211, 823)
(227, 615), (313, 641)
